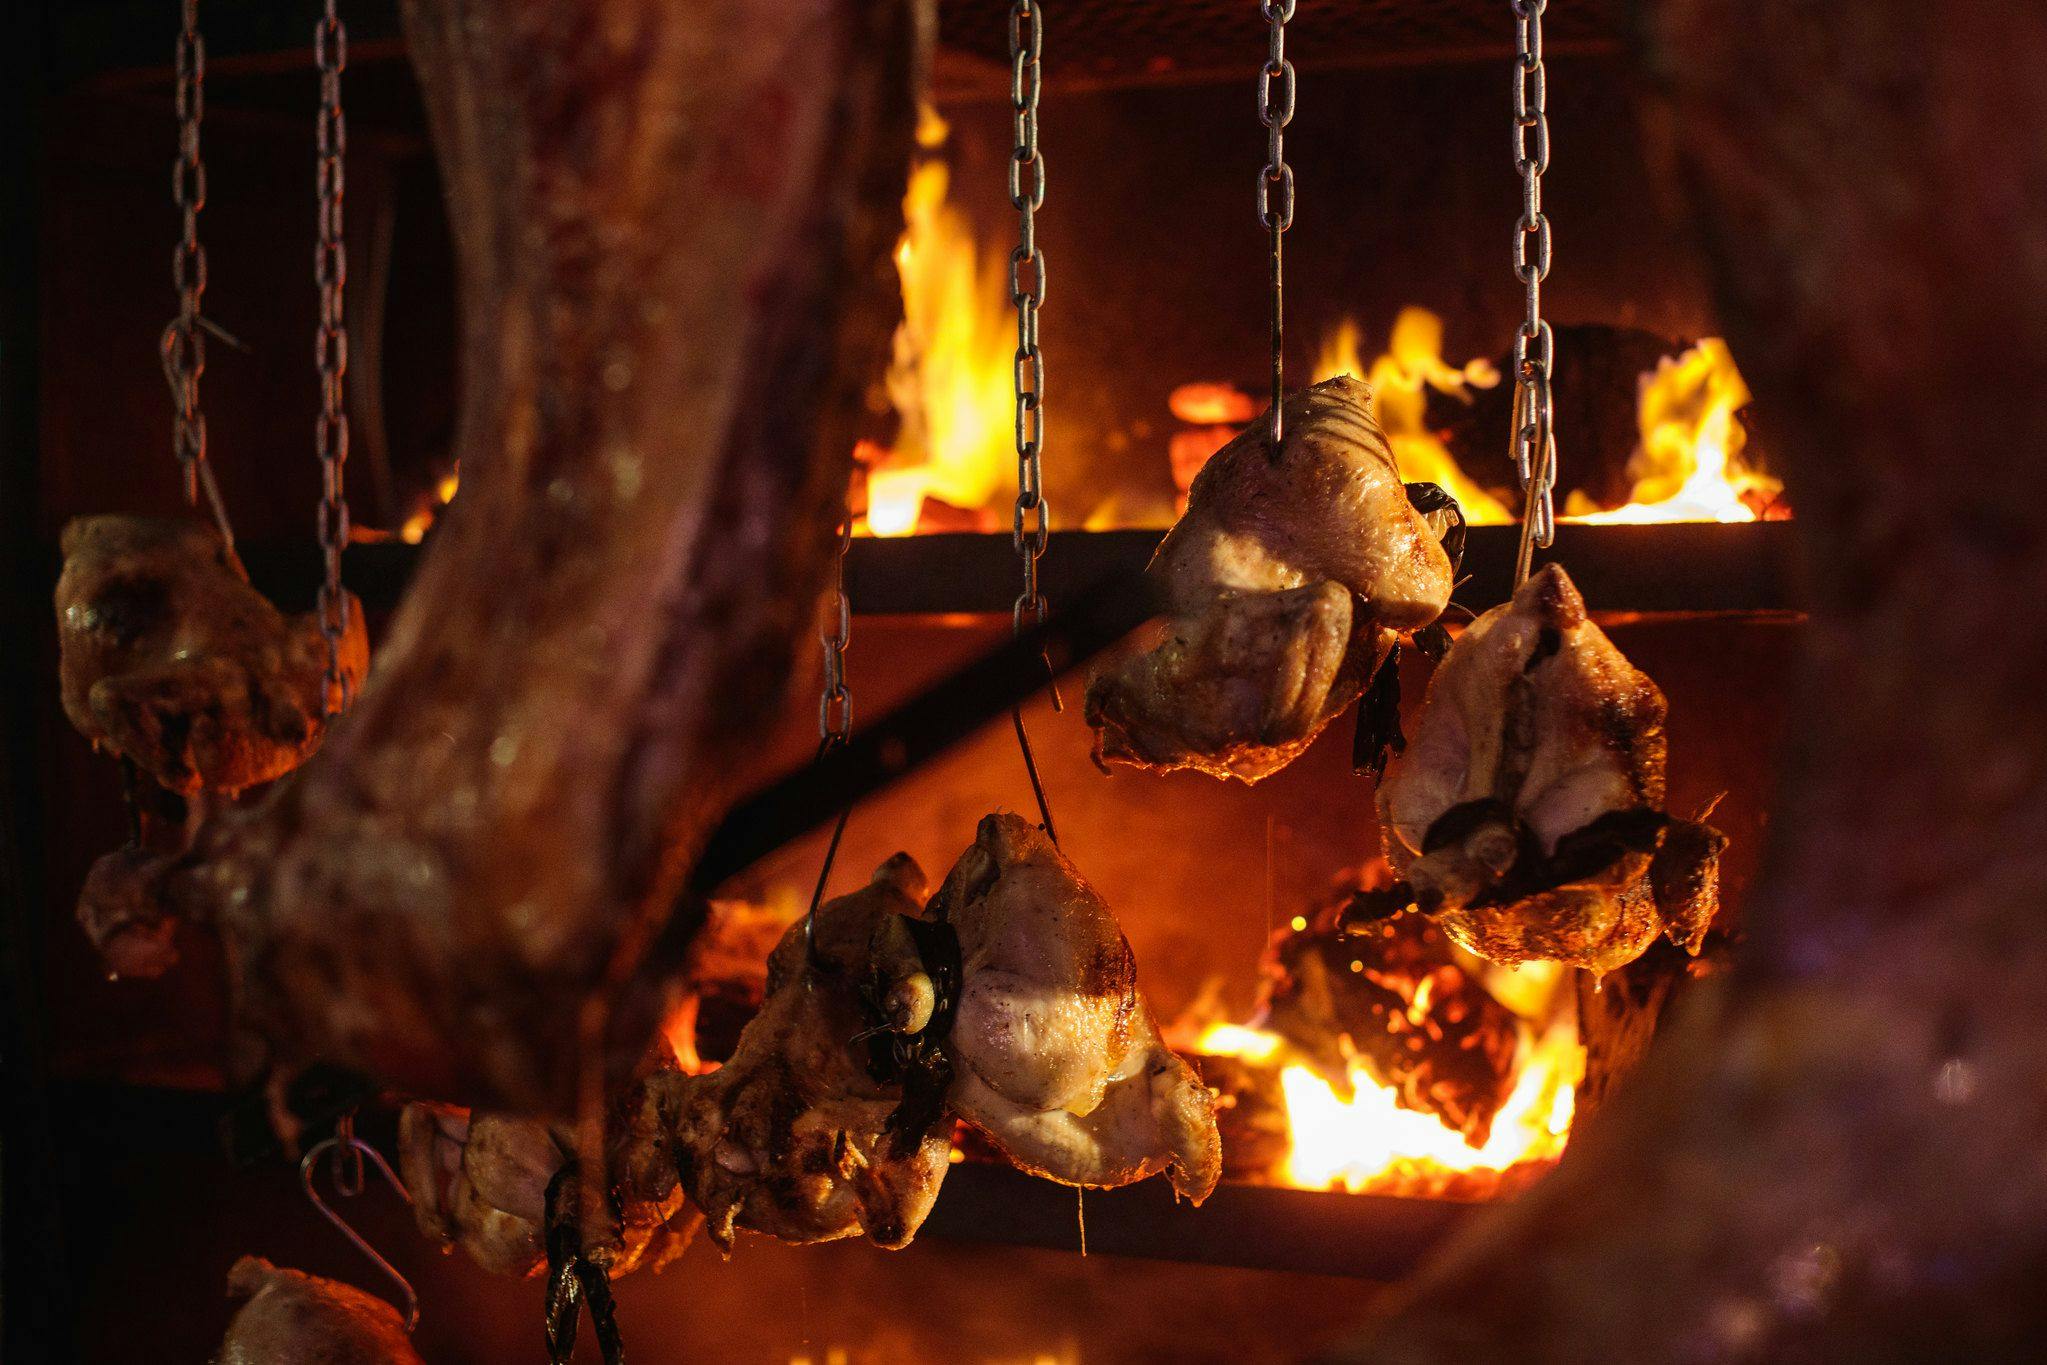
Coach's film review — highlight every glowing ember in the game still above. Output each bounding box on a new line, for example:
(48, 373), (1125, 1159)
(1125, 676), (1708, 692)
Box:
(1191, 959), (1580, 1198)
(1168, 382), (1257, 427)
(353, 464), (460, 545)
(1567, 336), (1784, 524)
(856, 110), (1013, 537)
(1314, 309), (1512, 524)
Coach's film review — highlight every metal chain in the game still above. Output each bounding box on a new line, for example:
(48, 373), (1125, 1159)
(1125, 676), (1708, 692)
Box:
(1008, 0), (1050, 635)
(818, 507), (853, 744)
(1510, 0), (1557, 588)
(1007, 1), (1059, 841)
(804, 501), (856, 973)
(314, 0), (353, 714)
(1257, 0), (1297, 453)
(163, 0), (237, 557)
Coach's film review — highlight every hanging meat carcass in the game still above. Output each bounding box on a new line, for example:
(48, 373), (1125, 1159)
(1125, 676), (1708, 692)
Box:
(1085, 376), (1455, 782)
(68, 0), (924, 1117)
(1371, 563), (1723, 975)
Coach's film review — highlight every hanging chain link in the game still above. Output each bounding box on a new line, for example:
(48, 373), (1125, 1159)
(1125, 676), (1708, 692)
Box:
(1257, 0), (1297, 453)
(1006, 1), (1059, 842)
(818, 506), (854, 743)
(1008, 0), (1050, 637)
(163, 0), (238, 557)
(1510, 0), (1557, 588)
(804, 497), (856, 973)
(314, 0), (353, 714)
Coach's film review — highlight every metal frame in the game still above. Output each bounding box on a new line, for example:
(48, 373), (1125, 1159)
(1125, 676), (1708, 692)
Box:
(207, 521), (1806, 623)
(923, 1161), (1475, 1279)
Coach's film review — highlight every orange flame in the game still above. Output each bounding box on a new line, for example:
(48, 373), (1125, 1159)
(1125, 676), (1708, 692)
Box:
(1193, 960), (1579, 1197)
(1567, 336), (1783, 523)
(859, 112), (1014, 538)
(1313, 310), (1513, 523)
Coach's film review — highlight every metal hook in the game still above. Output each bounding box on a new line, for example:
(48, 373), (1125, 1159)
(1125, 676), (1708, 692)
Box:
(299, 1133), (421, 1332)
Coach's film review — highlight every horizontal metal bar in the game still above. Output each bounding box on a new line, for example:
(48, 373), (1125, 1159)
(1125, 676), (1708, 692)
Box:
(687, 570), (1160, 894)
(848, 522), (1807, 619)
(923, 1160), (1475, 1279)
(49, 1082), (1476, 1279)
(199, 520), (1804, 623)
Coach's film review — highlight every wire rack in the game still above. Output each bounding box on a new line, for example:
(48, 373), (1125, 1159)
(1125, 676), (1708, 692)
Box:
(936, 0), (1623, 92)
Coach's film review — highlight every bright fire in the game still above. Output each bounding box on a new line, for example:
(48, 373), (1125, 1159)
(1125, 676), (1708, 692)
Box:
(856, 125), (1780, 535)
(1567, 336), (1783, 523)
(859, 108), (1014, 538)
(1193, 961), (1580, 1198)
(1314, 309), (1513, 524)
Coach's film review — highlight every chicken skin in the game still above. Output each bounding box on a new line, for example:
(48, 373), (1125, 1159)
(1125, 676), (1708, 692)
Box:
(1376, 564), (1723, 975)
(397, 1102), (695, 1279)
(216, 1257), (420, 1365)
(1086, 376), (1454, 782)
(633, 855), (953, 1250)
(55, 516), (367, 795)
(931, 815), (1221, 1202)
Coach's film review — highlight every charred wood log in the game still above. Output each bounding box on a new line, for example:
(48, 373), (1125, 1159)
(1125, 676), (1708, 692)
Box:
(1339, 2), (2047, 1359)
(167, 0), (922, 1114)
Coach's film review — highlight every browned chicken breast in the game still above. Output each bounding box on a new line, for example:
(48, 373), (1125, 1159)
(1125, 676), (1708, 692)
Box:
(932, 815), (1221, 1202)
(1375, 564), (1723, 975)
(634, 855), (953, 1250)
(1085, 376), (1454, 782)
(216, 1257), (420, 1365)
(55, 516), (367, 795)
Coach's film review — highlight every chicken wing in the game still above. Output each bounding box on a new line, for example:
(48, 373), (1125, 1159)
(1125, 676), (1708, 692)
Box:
(931, 814), (1221, 1202)
(55, 516), (367, 796)
(216, 1257), (420, 1365)
(1376, 563), (1724, 974)
(1085, 376), (1453, 782)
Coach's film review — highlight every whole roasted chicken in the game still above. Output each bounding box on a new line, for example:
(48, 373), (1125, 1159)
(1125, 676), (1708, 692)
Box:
(397, 1100), (699, 1281)
(931, 814), (1221, 1202)
(629, 855), (954, 1250)
(1373, 563), (1724, 975)
(56, 515), (367, 796)
(1085, 376), (1455, 781)
(215, 1257), (420, 1365)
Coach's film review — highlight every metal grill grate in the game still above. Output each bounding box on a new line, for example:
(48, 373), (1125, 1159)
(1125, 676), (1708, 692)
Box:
(937, 0), (1622, 91)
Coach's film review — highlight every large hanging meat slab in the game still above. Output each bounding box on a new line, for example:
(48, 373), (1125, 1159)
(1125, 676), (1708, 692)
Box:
(152, 0), (923, 1114)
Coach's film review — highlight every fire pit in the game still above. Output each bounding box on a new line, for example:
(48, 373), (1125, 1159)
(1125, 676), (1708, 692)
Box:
(40, 0), (2012, 1361)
